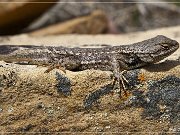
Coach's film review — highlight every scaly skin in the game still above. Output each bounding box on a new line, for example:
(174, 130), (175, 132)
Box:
(0, 35), (179, 71)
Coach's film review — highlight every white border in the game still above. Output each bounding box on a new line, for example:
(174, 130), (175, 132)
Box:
(0, 0), (179, 134)
(0, 1), (180, 3)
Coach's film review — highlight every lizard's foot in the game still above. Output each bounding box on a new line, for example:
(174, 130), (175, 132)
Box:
(113, 70), (129, 97)
(44, 64), (66, 73)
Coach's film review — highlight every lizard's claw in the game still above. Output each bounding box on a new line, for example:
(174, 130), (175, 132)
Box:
(113, 70), (129, 97)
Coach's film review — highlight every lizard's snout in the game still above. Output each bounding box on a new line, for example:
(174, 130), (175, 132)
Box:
(172, 39), (178, 46)
(171, 40), (179, 47)
(161, 39), (179, 51)
(171, 40), (179, 51)
(175, 40), (179, 48)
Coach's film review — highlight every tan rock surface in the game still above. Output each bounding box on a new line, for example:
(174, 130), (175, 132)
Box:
(0, 26), (179, 132)
(1, 61), (179, 132)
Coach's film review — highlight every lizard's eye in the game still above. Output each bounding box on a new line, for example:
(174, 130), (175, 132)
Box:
(161, 44), (170, 50)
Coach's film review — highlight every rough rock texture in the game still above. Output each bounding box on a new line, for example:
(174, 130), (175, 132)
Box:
(0, 26), (180, 133)
(29, 10), (109, 36)
(0, 0), (57, 35)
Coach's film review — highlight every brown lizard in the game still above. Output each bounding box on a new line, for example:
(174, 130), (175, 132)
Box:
(0, 35), (179, 96)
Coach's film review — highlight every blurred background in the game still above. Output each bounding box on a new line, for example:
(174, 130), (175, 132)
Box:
(0, 0), (180, 36)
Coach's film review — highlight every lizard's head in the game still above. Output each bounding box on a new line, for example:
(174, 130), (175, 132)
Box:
(133, 35), (179, 63)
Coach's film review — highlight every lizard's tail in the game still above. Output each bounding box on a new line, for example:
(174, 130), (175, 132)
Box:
(0, 45), (52, 65)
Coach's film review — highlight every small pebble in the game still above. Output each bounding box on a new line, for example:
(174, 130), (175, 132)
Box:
(105, 125), (111, 129)
(0, 108), (3, 112)
(8, 106), (14, 113)
(104, 112), (108, 117)
(36, 102), (45, 109)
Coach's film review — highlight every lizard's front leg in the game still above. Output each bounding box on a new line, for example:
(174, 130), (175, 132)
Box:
(111, 57), (129, 97)
(44, 55), (81, 73)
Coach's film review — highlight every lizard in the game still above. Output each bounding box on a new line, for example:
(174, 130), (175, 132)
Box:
(0, 35), (179, 96)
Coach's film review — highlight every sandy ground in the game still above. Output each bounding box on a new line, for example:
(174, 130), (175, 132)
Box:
(0, 26), (180, 133)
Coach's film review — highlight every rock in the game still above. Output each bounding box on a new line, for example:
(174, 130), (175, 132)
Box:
(29, 10), (108, 36)
(128, 75), (180, 123)
(0, 0), (57, 35)
(26, 0), (180, 33)
(0, 26), (179, 132)
(26, 0), (92, 31)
